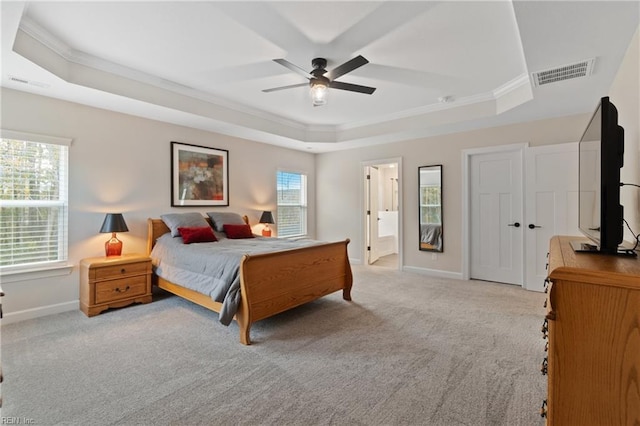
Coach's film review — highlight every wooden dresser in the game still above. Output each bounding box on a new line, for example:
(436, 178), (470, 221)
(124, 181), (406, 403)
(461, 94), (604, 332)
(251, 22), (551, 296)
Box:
(541, 236), (640, 425)
(80, 254), (152, 316)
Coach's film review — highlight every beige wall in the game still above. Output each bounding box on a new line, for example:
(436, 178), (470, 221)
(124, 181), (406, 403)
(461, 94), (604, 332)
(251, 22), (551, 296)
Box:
(1, 88), (316, 320)
(316, 114), (590, 273)
(610, 27), (640, 242)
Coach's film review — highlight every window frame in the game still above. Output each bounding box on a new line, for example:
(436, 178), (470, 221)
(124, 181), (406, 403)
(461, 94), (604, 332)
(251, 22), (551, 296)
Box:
(0, 129), (73, 281)
(276, 169), (308, 238)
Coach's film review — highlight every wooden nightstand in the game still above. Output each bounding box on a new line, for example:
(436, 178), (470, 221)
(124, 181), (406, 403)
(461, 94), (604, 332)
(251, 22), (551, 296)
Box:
(80, 254), (152, 316)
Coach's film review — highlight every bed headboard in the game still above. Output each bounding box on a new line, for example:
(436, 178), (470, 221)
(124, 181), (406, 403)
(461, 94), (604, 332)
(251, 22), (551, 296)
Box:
(146, 215), (250, 254)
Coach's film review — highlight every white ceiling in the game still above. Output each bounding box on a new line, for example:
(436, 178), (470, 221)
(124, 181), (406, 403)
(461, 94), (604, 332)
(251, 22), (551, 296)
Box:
(2, 1), (638, 152)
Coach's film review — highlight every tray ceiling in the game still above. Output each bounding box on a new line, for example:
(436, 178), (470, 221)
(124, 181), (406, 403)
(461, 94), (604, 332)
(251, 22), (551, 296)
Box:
(2, 1), (638, 152)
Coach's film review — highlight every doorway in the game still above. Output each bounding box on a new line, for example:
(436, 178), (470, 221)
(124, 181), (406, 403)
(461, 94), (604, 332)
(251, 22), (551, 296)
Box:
(362, 158), (402, 269)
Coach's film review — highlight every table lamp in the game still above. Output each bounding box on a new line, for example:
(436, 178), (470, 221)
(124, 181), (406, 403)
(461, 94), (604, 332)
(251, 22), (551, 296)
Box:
(100, 213), (129, 257)
(259, 211), (275, 237)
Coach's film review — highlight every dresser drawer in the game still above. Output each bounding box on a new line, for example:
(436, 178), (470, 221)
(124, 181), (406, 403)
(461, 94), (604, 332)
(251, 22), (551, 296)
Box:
(94, 261), (149, 280)
(95, 275), (148, 304)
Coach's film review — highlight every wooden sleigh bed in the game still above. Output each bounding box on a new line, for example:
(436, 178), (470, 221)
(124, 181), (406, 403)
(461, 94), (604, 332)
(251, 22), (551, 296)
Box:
(147, 217), (353, 345)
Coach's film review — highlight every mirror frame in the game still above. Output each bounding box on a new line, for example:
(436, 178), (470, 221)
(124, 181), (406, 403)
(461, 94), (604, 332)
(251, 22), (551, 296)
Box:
(418, 164), (443, 252)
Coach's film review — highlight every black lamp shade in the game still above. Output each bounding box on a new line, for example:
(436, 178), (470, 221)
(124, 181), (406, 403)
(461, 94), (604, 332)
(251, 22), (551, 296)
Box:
(100, 213), (129, 233)
(259, 211), (274, 224)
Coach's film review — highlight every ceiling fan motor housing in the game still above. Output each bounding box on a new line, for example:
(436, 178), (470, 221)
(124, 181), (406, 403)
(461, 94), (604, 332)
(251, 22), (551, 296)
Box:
(310, 58), (329, 87)
(312, 58), (328, 72)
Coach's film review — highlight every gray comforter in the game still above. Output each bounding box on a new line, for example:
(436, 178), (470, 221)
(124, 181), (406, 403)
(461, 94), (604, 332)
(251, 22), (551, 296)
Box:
(150, 233), (319, 325)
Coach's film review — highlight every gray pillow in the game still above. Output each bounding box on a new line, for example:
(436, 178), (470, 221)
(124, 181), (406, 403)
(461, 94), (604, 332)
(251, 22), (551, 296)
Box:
(160, 212), (210, 237)
(206, 212), (245, 232)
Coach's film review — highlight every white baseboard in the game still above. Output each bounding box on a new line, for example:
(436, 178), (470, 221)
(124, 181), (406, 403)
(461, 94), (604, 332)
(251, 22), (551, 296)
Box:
(1, 300), (78, 325)
(402, 266), (463, 280)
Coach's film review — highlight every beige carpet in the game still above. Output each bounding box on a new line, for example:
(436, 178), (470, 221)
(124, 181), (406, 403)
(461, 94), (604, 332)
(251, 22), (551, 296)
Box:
(1, 264), (546, 425)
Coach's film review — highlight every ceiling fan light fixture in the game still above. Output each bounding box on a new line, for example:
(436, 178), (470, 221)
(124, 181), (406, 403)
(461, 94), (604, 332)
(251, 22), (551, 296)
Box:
(310, 81), (328, 106)
(264, 55), (375, 104)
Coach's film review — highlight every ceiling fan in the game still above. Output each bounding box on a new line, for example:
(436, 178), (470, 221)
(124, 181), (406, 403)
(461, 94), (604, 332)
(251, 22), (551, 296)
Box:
(263, 55), (376, 106)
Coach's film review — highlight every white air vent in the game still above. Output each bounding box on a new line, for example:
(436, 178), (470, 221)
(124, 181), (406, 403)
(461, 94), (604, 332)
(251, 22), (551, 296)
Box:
(531, 58), (595, 87)
(8, 75), (50, 88)
(9, 76), (29, 84)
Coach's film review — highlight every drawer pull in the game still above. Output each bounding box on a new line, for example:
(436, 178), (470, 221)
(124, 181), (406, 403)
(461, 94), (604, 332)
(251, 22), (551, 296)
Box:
(114, 286), (131, 293)
(541, 318), (548, 334)
(540, 400), (547, 418)
(120, 268), (126, 274)
(540, 357), (548, 375)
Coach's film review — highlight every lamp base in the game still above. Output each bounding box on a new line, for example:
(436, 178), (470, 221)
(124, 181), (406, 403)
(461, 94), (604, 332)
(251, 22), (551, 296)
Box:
(105, 233), (123, 257)
(262, 225), (272, 237)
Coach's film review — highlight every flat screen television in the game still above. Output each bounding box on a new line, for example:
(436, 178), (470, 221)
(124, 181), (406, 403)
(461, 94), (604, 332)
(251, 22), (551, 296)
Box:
(575, 96), (630, 255)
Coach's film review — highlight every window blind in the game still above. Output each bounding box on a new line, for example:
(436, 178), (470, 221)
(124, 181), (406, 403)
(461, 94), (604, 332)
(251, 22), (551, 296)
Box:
(0, 137), (69, 268)
(276, 171), (307, 237)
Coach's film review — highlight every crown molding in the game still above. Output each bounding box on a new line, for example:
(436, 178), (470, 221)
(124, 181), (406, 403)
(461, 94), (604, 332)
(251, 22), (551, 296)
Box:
(14, 15), (534, 146)
(18, 17), (308, 132)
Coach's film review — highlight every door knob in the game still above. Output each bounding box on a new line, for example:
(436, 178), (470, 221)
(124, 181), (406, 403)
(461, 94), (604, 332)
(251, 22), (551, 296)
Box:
(508, 222), (520, 228)
(529, 224), (542, 229)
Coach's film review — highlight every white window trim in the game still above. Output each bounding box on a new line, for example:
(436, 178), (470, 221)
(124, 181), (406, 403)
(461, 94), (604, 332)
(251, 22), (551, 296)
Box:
(0, 263), (74, 283)
(0, 129), (73, 279)
(1, 129), (72, 147)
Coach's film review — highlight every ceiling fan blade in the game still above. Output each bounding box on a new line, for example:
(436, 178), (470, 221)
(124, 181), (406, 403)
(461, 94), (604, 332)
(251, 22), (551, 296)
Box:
(326, 55), (369, 81)
(262, 82), (309, 93)
(273, 59), (313, 79)
(329, 81), (376, 95)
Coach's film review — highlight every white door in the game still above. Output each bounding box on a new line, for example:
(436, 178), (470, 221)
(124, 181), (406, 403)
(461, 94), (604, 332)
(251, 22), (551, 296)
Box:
(524, 143), (580, 291)
(470, 149), (523, 285)
(368, 166), (380, 264)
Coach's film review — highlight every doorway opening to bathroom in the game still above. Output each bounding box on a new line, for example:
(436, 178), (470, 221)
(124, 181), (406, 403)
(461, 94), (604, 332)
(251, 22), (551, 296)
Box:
(363, 158), (402, 270)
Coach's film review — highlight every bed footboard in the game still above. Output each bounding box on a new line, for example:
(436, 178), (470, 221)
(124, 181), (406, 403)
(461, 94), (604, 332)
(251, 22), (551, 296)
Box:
(237, 239), (352, 344)
(147, 218), (353, 345)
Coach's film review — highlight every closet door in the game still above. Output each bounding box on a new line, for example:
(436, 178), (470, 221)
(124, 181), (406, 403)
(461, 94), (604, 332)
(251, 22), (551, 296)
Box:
(470, 148), (524, 285)
(524, 143), (579, 291)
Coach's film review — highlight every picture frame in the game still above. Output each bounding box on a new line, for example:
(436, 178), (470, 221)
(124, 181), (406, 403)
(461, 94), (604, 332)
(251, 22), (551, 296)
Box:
(171, 141), (229, 207)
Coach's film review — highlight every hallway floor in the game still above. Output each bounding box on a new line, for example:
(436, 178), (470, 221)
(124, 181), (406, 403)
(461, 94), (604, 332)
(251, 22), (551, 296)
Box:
(371, 253), (398, 269)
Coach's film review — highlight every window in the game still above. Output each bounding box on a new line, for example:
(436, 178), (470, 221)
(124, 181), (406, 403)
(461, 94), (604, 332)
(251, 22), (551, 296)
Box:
(0, 131), (70, 271)
(276, 171), (307, 237)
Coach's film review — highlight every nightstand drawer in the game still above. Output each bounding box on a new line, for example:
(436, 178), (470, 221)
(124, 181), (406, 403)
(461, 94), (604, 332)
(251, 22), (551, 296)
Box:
(94, 261), (149, 280)
(95, 275), (148, 304)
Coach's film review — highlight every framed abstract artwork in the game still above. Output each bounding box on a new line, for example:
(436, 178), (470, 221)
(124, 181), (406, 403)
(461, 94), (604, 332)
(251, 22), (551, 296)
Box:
(171, 141), (229, 206)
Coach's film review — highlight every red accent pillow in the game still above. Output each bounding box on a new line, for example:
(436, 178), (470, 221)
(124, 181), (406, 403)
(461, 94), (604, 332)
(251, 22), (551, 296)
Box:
(223, 224), (255, 239)
(178, 226), (217, 244)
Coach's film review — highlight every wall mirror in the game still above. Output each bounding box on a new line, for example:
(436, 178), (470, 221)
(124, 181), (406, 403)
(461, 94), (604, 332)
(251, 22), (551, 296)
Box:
(419, 165), (443, 252)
